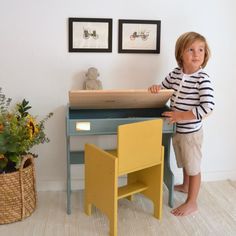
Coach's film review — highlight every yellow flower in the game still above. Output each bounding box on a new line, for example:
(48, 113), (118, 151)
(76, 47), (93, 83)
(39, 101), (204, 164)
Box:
(0, 123), (3, 132)
(27, 116), (39, 139)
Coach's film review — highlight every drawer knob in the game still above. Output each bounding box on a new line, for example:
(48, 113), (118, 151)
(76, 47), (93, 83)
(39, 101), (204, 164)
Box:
(76, 122), (91, 131)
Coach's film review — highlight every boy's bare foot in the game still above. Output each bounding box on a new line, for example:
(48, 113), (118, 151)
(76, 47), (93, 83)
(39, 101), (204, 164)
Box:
(174, 184), (188, 193)
(171, 202), (197, 216)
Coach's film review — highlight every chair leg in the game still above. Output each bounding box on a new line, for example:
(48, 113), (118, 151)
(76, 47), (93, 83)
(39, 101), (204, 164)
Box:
(153, 191), (162, 219)
(127, 164), (163, 220)
(109, 211), (117, 236)
(85, 202), (92, 216)
(152, 166), (163, 220)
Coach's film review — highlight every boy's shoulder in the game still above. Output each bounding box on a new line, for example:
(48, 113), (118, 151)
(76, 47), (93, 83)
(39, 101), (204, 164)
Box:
(198, 70), (210, 78)
(168, 67), (182, 76)
(195, 69), (211, 83)
(173, 67), (181, 73)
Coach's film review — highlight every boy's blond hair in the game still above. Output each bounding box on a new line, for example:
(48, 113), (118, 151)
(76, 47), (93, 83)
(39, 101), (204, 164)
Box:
(175, 32), (210, 69)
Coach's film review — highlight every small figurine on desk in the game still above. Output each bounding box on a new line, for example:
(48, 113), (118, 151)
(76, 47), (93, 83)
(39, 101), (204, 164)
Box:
(83, 67), (103, 90)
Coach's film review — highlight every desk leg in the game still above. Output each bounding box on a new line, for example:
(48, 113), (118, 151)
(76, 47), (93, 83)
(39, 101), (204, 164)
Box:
(67, 136), (71, 214)
(163, 135), (174, 208)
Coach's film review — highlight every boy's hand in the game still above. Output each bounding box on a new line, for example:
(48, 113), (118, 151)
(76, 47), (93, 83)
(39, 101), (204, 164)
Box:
(162, 110), (196, 123)
(162, 111), (182, 124)
(148, 85), (161, 93)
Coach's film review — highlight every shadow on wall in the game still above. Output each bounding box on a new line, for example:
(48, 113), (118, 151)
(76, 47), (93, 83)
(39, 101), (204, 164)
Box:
(70, 71), (85, 90)
(35, 105), (67, 181)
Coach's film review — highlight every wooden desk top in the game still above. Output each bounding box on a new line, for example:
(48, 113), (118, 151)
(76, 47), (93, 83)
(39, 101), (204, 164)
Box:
(69, 89), (174, 109)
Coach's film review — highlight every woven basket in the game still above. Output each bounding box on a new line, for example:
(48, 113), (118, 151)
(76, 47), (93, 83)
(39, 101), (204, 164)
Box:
(0, 154), (37, 224)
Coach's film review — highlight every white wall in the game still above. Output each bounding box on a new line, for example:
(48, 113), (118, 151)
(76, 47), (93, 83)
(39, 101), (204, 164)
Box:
(1, 0), (236, 191)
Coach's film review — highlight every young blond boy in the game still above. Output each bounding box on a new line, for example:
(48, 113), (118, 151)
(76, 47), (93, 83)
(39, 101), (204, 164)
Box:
(149, 32), (215, 216)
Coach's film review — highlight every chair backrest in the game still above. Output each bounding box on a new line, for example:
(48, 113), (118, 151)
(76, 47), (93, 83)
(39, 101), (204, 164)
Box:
(117, 119), (163, 175)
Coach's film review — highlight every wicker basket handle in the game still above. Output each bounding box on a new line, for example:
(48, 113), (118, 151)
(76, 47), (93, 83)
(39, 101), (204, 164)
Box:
(20, 154), (34, 170)
(19, 154), (36, 220)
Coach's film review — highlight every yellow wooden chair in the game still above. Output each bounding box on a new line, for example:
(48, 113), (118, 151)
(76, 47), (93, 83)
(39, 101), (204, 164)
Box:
(84, 119), (164, 236)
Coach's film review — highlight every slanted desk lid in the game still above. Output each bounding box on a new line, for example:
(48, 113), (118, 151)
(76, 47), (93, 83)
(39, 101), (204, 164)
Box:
(69, 89), (174, 109)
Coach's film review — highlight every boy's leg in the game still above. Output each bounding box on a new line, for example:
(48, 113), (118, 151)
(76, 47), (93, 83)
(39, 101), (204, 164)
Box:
(171, 173), (201, 216)
(174, 168), (189, 193)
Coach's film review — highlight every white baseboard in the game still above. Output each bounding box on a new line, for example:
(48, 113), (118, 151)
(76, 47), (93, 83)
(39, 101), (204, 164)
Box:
(37, 170), (236, 192)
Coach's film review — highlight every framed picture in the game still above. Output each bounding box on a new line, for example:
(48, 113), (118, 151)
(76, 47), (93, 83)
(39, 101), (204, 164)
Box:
(118, 19), (161, 54)
(68, 18), (112, 52)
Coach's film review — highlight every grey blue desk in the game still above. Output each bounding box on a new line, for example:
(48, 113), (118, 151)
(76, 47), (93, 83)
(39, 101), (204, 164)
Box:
(66, 105), (175, 214)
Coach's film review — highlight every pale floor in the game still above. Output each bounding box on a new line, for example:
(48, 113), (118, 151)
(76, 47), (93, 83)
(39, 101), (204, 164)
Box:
(0, 180), (236, 236)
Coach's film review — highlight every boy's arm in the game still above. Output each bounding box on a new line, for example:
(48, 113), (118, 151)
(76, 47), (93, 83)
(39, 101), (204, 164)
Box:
(162, 110), (196, 124)
(192, 81), (215, 120)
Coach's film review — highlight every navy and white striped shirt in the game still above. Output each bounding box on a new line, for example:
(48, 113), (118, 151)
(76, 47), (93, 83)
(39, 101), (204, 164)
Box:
(161, 67), (215, 134)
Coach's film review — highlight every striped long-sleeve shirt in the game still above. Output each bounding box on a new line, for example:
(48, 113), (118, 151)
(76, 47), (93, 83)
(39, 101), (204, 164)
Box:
(161, 67), (215, 134)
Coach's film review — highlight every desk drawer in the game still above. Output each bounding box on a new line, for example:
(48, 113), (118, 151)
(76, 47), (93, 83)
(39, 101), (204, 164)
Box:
(67, 118), (175, 136)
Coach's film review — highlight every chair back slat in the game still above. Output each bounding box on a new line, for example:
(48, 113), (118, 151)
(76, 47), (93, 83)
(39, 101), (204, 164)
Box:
(117, 119), (163, 175)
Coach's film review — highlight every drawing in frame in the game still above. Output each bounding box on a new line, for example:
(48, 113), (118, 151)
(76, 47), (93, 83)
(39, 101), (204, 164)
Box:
(68, 18), (112, 52)
(118, 19), (161, 54)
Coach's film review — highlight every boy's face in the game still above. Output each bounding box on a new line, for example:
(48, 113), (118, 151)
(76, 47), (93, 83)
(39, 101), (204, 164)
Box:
(182, 40), (205, 74)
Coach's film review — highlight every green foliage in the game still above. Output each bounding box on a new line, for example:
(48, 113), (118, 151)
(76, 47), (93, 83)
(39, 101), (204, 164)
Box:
(0, 87), (53, 173)
(17, 99), (32, 118)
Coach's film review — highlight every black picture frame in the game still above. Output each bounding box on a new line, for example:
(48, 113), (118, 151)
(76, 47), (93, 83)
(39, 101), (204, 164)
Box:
(68, 18), (112, 52)
(118, 19), (161, 54)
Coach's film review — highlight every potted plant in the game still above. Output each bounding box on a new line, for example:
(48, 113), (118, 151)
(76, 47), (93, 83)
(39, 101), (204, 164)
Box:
(0, 87), (53, 224)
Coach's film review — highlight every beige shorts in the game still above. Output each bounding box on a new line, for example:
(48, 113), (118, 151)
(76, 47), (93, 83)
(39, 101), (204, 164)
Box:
(172, 128), (203, 176)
